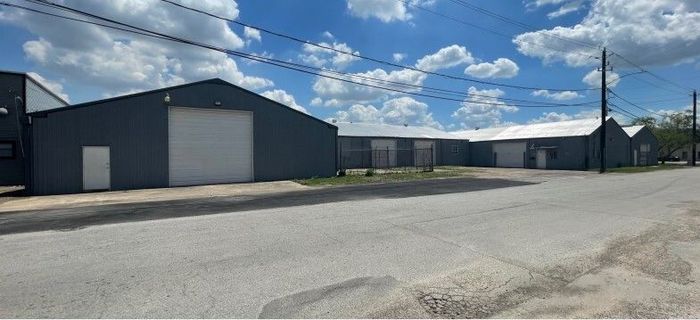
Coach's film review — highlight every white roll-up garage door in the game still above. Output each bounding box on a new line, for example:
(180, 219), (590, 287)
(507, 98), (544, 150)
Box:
(493, 142), (526, 168)
(169, 107), (253, 187)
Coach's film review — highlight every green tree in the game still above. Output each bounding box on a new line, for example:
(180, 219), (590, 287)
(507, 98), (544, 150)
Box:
(653, 110), (694, 161)
(630, 116), (656, 127)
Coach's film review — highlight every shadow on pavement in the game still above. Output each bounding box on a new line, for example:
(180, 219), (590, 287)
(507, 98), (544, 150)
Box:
(0, 177), (534, 235)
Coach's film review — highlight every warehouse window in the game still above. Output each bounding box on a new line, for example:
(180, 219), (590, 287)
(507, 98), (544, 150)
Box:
(0, 141), (16, 159)
(451, 145), (459, 153)
(640, 144), (650, 152)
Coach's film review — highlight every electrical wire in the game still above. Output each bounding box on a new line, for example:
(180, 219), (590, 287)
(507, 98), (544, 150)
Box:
(157, 0), (595, 93)
(608, 90), (667, 117)
(4, 1), (598, 109)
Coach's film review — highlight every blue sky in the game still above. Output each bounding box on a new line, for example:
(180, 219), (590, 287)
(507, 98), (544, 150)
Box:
(1, 0), (698, 130)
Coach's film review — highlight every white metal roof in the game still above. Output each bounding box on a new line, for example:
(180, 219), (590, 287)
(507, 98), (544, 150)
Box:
(450, 126), (508, 142)
(451, 117), (613, 142)
(335, 122), (461, 140)
(622, 125), (645, 138)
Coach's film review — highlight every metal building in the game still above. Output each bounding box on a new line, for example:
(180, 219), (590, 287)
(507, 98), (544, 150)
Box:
(623, 125), (659, 166)
(336, 122), (469, 170)
(0, 71), (68, 187)
(21, 78), (337, 195)
(453, 117), (632, 170)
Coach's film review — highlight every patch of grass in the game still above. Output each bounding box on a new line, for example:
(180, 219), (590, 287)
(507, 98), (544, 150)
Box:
(607, 164), (688, 173)
(296, 166), (475, 186)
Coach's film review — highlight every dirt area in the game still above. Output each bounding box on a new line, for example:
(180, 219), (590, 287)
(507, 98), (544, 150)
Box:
(368, 201), (700, 318)
(465, 166), (595, 183)
(0, 181), (308, 213)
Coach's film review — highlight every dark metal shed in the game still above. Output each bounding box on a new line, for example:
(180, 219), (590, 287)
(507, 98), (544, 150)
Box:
(623, 125), (659, 166)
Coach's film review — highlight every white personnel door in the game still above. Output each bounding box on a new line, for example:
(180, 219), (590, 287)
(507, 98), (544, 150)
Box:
(536, 149), (547, 169)
(493, 142), (526, 168)
(371, 139), (397, 168)
(169, 107), (253, 187)
(83, 146), (111, 191)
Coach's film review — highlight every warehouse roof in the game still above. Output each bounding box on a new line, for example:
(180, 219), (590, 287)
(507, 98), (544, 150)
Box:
(335, 122), (462, 140)
(451, 117), (613, 142)
(622, 125), (646, 137)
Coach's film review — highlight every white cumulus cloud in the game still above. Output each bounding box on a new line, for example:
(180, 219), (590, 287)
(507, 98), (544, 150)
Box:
(515, 0), (700, 67)
(243, 26), (261, 43)
(531, 89), (582, 100)
(452, 87), (519, 129)
(261, 89), (308, 114)
(312, 45), (474, 106)
(464, 58), (519, 79)
(415, 45), (474, 72)
(299, 41), (360, 70)
(393, 53), (407, 62)
(330, 97), (443, 129)
(582, 69), (620, 88)
(0, 1), (273, 98)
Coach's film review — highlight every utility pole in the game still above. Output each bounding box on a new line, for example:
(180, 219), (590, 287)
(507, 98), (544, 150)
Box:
(599, 47), (608, 173)
(693, 90), (697, 166)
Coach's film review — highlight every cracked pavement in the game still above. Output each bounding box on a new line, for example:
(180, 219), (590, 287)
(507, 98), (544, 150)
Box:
(1, 168), (700, 318)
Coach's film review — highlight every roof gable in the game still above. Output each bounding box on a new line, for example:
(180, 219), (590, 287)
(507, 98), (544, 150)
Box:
(622, 125), (646, 138)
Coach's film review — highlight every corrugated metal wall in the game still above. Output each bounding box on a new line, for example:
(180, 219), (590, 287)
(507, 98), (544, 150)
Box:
(0, 73), (26, 186)
(630, 127), (659, 166)
(588, 119), (632, 169)
(29, 80), (337, 195)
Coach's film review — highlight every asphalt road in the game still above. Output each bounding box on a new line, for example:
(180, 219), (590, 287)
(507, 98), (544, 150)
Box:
(0, 177), (531, 235)
(1, 169), (700, 318)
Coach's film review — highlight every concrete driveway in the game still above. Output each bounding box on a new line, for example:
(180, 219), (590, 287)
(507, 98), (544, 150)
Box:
(1, 168), (699, 318)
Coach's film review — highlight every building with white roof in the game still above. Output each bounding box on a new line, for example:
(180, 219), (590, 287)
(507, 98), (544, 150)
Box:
(452, 117), (633, 170)
(623, 125), (658, 166)
(335, 122), (469, 170)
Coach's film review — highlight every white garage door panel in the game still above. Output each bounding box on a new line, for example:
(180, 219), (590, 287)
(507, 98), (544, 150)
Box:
(169, 107), (253, 187)
(493, 142), (526, 168)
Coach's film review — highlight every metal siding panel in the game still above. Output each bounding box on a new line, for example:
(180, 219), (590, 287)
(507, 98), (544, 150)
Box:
(0, 73), (25, 185)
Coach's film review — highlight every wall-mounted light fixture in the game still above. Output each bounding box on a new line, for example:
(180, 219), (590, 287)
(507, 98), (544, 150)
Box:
(0, 106), (8, 116)
(164, 93), (171, 104)
(214, 101), (222, 106)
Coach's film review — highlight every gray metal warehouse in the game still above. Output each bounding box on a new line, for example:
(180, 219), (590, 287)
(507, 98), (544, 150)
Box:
(623, 125), (659, 166)
(0, 71), (68, 187)
(453, 117), (631, 170)
(7, 76), (337, 195)
(336, 122), (469, 170)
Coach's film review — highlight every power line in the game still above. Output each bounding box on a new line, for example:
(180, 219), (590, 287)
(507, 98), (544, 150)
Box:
(156, 0), (595, 93)
(434, 0), (694, 96)
(6, 1), (597, 110)
(445, 0), (599, 50)
(396, 0), (600, 62)
(608, 89), (667, 117)
(610, 52), (693, 93)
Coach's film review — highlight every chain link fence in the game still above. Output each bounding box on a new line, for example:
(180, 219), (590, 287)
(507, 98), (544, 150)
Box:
(339, 147), (434, 173)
